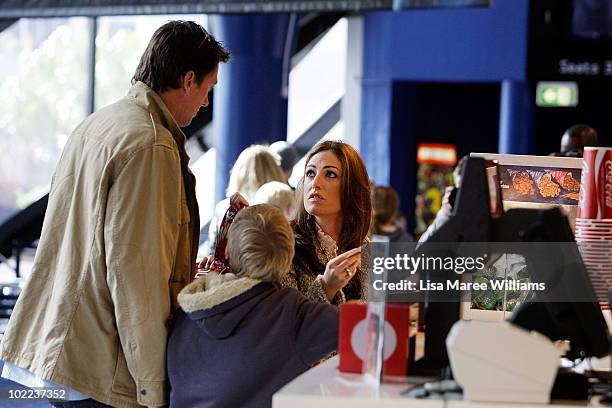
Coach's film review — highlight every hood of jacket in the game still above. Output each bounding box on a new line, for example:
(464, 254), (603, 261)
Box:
(177, 272), (273, 339)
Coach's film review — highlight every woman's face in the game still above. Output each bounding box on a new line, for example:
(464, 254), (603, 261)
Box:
(303, 150), (343, 219)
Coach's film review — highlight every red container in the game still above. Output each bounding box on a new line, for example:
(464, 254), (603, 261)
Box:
(578, 147), (612, 220)
(338, 302), (410, 376)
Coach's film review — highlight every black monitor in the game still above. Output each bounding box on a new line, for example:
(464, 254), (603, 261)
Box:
(504, 212), (609, 360)
(415, 158), (610, 376)
(488, 165), (609, 360)
(511, 300), (609, 360)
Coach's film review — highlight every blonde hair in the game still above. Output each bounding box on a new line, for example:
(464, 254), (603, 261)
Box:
(253, 181), (294, 216)
(226, 145), (285, 202)
(227, 204), (295, 282)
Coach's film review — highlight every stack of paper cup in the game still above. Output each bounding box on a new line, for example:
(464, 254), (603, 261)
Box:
(576, 146), (612, 307)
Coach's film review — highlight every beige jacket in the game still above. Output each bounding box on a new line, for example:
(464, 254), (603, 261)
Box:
(0, 82), (199, 407)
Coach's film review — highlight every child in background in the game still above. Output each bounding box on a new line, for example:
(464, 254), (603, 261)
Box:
(253, 180), (295, 219)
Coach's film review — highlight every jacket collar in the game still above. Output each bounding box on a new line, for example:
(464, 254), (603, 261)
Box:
(178, 272), (263, 313)
(126, 81), (186, 148)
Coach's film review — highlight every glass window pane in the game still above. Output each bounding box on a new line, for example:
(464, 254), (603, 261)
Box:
(0, 18), (90, 225)
(287, 18), (347, 143)
(94, 15), (207, 110)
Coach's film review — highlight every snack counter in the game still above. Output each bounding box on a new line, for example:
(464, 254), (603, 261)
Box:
(274, 310), (611, 408)
(273, 355), (609, 408)
(273, 355), (444, 408)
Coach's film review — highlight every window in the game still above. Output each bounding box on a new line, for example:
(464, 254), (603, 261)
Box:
(287, 18), (347, 143)
(94, 15), (207, 109)
(0, 18), (90, 225)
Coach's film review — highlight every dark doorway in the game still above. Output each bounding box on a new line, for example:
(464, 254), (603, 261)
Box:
(389, 81), (501, 236)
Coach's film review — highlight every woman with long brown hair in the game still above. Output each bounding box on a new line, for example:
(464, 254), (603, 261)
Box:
(282, 140), (372, 304)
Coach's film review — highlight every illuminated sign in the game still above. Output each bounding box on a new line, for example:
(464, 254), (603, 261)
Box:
(536, 81), (578, 107)
(416, 143), (457, 166)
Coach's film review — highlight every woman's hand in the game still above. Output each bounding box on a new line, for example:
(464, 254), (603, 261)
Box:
(195, 255), (215, 278)
(320, 247), (362, 302)
(229, 192), (249, 209)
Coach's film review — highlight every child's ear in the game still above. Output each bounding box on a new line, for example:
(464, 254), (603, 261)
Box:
(284, 205), (294, 220)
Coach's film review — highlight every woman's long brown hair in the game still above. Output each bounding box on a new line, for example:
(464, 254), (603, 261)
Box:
(292, 141), (372, 283)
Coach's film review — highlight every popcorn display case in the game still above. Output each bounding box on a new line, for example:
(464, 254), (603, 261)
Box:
(462, 153), (583, 321)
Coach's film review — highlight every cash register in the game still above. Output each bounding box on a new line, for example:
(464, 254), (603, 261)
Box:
(412, 157), (610, 402)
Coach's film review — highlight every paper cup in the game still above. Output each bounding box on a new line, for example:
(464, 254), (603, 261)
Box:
(578, 147), (612, 219)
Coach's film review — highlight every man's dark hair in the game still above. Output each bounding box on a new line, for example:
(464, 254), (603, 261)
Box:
(132, 20), (230, 93)
(566, 124), (598, 146)
(560, 124), (598, 157)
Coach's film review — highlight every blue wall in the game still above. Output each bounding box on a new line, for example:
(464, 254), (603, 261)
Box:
(360, 0), (531, 233)
(363, 0), (529, 84)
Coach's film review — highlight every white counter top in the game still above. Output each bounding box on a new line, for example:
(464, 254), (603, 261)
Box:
(274, 356), (443, 408)
(273, 356), (607, 408)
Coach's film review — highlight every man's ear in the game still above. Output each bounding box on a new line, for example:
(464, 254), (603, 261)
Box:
(182, 70), (196, 92)
(224, 245), (229, 262)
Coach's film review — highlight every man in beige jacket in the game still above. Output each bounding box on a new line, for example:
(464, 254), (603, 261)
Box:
(0, 21), (230, 408)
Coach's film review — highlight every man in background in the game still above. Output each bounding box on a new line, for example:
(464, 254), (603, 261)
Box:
(560, 124), (598, 157)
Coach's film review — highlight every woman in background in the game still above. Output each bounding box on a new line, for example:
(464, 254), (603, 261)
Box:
(225, 144), (286, 202)
(282, 141), (372, 305)
(203, 144), (284, 255)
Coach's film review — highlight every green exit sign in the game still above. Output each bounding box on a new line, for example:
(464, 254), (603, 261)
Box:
(536, 82), (578, 107)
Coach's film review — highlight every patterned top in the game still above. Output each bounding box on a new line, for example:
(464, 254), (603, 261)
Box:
(281, 224), (368, 305)
(315, 224), (338, 264)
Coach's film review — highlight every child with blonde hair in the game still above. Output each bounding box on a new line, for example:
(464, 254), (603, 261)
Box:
(169, 204), (338, 408)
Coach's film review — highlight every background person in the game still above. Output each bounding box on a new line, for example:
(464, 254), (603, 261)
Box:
(282, 140), (372, 304)
(0, 20), (230, 408)
(269, 140), (300, 185)
(202, 144), (284, 255)
(372, 185), (414, 242)
(225, 144), (286, 202)
(559, 124), (598, 157)
(253, 180), (295, 219)
(168, 204), (339, 408)
(418, 155), (467, 243)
